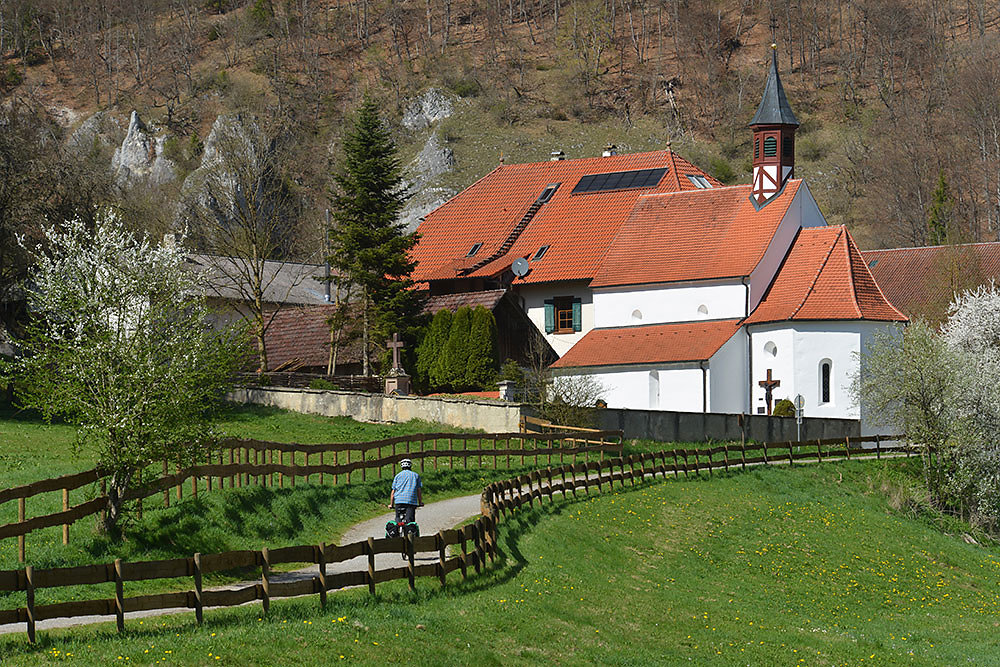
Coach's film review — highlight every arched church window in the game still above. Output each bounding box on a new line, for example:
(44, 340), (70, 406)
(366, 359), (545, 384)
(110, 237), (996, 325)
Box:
(697, 304), (709, 317)
(648, 371), (660, 409)
(631, 309), (642, 322)
(819, 360), (832, 404)
(763, 136), (777, 157)
(764, 341), (777, 357)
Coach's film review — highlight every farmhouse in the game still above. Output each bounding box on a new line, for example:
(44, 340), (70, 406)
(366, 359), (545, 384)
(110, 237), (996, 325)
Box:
(411, 47), (907, 424)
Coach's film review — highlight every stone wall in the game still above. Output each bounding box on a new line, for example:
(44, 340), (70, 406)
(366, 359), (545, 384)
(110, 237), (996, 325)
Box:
(229, 387), (523, 433)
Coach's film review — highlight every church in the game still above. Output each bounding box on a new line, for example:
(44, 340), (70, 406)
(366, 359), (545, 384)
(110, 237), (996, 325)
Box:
(410, 47), (907, 426)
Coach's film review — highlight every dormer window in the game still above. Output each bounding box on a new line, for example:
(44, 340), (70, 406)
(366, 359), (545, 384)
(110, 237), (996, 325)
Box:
(687, 175), (712, 189)
(466, 243), (483, 257)
(532, 245), (550, 261)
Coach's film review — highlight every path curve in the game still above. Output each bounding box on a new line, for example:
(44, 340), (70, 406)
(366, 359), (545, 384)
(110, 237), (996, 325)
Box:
(0, 494), (483, 636)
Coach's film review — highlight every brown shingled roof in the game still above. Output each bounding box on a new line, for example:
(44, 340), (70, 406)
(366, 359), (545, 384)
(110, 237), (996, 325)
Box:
(264, 305), (363, 372)
(423, 289), (507, 314)
(860, 242), (1000, 325)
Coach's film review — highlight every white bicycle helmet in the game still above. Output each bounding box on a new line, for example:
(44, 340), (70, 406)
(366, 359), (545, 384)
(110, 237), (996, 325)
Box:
(400, 458), (412, 469)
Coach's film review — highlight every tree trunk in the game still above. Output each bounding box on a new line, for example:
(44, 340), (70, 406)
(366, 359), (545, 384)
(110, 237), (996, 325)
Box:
(362, 291), (370, 376)
(101, 469), (134, 538)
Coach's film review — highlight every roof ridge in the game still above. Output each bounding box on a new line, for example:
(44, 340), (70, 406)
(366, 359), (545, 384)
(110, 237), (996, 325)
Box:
(668, 149), (682, 190)
(790, 226), (843, 319)
(862, 240), (1000, 253)
(841, 227), (863, 319)
(845, 229), (908, 321)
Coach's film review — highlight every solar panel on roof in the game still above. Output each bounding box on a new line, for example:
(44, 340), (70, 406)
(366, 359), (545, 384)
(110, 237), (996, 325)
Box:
(571, 167), (668, 194)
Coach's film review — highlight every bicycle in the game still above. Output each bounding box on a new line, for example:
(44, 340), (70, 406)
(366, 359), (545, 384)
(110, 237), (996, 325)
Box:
(386, 503), (424, 559)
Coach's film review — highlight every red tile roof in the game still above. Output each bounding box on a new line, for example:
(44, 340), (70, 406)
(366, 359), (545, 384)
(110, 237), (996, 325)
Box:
(746, 226), (907, 324)
(411, 150), (721, 285)
(591, 181), (801, 288)
(860, 242), (1000, 325)
(550, 319), (743, 368)
(264, 305), (363, 371)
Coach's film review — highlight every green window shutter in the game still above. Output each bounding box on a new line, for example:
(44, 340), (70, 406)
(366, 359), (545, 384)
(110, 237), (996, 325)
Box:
(572, 299), (582, 332)
(544, 300), (555, 333)
(754, 137), (759, 159)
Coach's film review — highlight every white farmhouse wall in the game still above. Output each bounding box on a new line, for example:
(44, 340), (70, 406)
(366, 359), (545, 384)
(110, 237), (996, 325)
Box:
(558, 364), (705, 412)
(592, 280), (746, 327)
(747, 183), (828, 311)
(708, 329), (748, 413)
(515, 282), (593, 357)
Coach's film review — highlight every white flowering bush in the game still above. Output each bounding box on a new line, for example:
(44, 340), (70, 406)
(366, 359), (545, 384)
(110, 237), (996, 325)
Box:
(6, 213), (246, 536)
(857, 283), (1000, 532)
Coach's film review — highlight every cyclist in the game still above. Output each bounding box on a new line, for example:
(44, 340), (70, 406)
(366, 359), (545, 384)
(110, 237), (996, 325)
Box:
(389, 458), (423, 528)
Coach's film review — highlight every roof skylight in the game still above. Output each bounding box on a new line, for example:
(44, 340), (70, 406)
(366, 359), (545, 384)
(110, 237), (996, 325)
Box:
(571, 167), (667, 194)
(467, 243), (483, 257)
(687, 174), (713, 189)
(532, 245), (550, 261)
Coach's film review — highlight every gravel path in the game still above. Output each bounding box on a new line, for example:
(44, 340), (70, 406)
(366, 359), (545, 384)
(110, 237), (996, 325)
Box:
(0, 494), (483, 636)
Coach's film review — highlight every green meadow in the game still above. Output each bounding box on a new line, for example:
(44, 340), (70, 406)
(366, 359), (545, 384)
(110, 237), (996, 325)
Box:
(3, 450), (1000, 665)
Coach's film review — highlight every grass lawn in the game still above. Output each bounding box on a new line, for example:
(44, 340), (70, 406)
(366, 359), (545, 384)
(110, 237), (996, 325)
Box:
(4, 458), (1000, 665)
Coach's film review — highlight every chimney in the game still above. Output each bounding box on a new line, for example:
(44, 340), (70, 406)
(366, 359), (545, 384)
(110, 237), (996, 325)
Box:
(602, 143), (618, 157)
(550, 150), (565, 161)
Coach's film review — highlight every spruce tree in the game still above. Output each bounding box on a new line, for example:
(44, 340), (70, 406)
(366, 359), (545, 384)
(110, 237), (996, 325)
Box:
(441, 306), (473, 391)
(465, 306), (500, 390)
(418, 308), (452, 392)
(927, 170), (954, 246)
(329, 95), (419, 376)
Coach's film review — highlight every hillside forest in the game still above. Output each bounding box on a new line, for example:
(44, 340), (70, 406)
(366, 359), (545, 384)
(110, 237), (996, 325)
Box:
(2, 0), (1000, 297)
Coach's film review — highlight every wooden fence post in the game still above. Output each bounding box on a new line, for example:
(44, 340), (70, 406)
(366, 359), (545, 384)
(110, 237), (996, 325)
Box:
(320, 451), (325, 485)
(875, 435), (881, 460)
(261, 548), (271, 615)
(788, 441), (794, 466)
(406, 535), (416, 591)
(845, 436), (852, 460)
(18, 497), (26, 563)
(762, 442), (768, 465)
(63, 488), (70, 545)
(176, 463), (182, 500)
(194, 552), (204, 625)
(114, 558), (125, 633)
(192, 466), (198, 498)
(472, 524), (482, 574)
(672, 451), (679, 478)
(459, 530), (469, 580)
(437, 534), (447, 588)
(25, 565), (35, 643)
(740, 442), (747, 470)
(817, 439), (823, 463)
(723, 445), (730, 473)
(366, 537), (376, 595)
(318, 543), (328, 608)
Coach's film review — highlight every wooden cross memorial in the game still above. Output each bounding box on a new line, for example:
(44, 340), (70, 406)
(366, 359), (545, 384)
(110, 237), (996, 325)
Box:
(758, 368), (780, 416)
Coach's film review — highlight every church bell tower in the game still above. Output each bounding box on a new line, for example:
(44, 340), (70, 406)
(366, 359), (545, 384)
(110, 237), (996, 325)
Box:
(750, 44), (799, 205)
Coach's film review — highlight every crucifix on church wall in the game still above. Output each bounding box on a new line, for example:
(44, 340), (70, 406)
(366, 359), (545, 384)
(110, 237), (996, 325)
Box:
(758, 368), (780, 416)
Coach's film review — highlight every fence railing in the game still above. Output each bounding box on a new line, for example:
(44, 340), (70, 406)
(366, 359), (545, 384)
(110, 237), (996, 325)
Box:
(1, 431), (624, 563)
(1, 433), (906, 643)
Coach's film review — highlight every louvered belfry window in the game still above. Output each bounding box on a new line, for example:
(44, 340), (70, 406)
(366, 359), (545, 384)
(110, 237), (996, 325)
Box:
(763, 136), (777, 157)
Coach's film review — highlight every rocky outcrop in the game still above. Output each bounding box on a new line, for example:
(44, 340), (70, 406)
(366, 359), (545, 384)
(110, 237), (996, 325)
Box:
(402, 88), (454, 131)
(400, 132), (457, 233)
(111, 110), (177, 186)
(66, 111), (123, 153)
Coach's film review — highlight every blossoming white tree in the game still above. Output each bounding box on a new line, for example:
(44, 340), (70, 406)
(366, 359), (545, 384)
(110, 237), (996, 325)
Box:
(856, 283), (1000, 532)
(9, 213), (245, 536)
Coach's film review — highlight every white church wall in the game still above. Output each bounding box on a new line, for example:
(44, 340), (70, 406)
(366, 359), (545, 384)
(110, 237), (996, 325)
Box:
(708, 329), (748, 413)
(748, 320), (898, 423)
(515, 282), (594, 357)
(747, 184), (828, 311)
(592, 280), (746, 327)
(749, 326), (797, 415)
(556, 364), (705, 412)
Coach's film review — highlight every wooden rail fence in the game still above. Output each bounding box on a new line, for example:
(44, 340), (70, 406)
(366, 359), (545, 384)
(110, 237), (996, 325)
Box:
(1, 431), (624, 563)
(0, 433), (905, 642)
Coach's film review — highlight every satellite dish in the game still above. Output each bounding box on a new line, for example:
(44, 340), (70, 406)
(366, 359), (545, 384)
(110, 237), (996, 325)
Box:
(511, 257), (530, 278)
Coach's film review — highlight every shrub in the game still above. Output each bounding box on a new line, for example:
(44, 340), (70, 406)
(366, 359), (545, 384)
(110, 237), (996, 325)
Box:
(773, 399), (795, 417)
(709, 157), (735, 184)
(447, 76), (481, 98)
(308, 378), (337, 390)
(1, 64), (23, 90)
(499, 359), (524, 383)
(440, 306), (473, 391)
(465, 306), (499, 390)
(422, 308), (453, 391)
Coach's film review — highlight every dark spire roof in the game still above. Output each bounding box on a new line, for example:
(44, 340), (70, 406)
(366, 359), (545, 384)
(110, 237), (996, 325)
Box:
(749, 46), (799, 127)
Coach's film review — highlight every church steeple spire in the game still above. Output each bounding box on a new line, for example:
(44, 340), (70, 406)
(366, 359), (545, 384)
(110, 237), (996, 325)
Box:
(750, 45), (799, 205)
